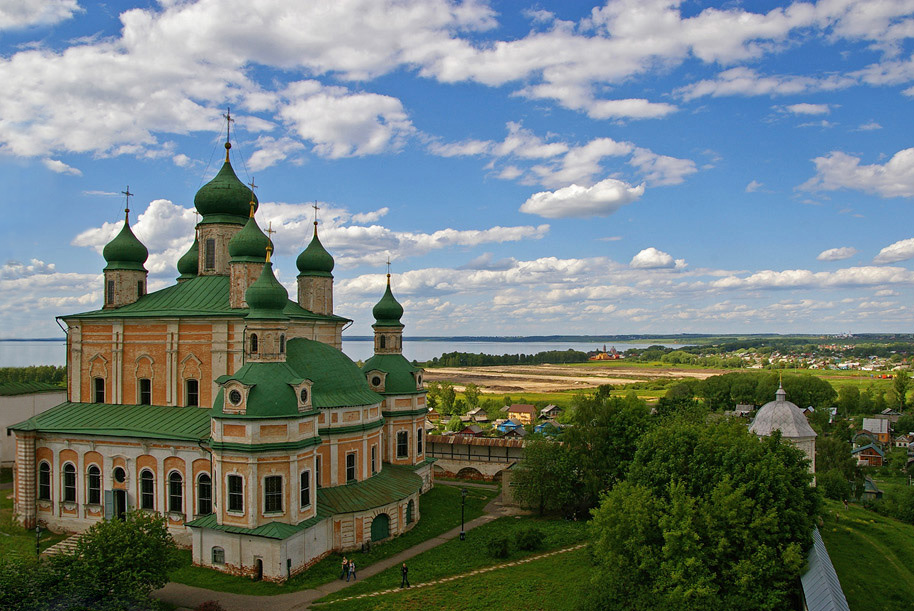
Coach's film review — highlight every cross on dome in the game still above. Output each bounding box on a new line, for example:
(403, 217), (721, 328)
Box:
(121, 186), (133, 222)
(222, 107), (234, 161)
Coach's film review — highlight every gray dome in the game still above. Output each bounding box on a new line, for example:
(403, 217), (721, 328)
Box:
(749, 384), (817, 440)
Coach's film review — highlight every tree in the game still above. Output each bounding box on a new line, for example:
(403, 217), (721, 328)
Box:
(446, 415), (462, 432)
(586, 419), (819, 611)
(438, 381), (456, 414)
(895, 413), (914, 435)
(894, 370), (911, 411)
(816, 435), (857, 480)
(510, 439), (586, 516)
(837, 385), (859, 416)
(463, 382), (480, 408)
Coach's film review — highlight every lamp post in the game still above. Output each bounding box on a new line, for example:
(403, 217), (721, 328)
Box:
(35, 524), (41, 557)
(459, 488), (467, 540)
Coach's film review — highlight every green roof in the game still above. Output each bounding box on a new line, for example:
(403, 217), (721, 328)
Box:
(176, 237), (199, 279)
(245, 261), (289, 320)
(102, 219), (148, 271)
(372, 278), (403, 327)
(186, 506), (330, 540)
(362, 354), (422, 395)
(213, 337), (381, 418)
(0, 381), (66, 396)
(296, 225), (334, 277)
(317, 464), (422, 515)
(9, 402), (211, 441)
(194, 159), (258, 225)
(64, 275), (348, 323)
(228, 215), (269, 262)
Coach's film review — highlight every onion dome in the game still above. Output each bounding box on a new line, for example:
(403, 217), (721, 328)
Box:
(372, 275), (403, 327)
(245, 255), (289, 320)
(176, 237), (199, 279)
(229, 210), (269, 262)
(194, 145), (258, 225)
(296, 222), (334, 277)
(103, 218), (148, 271)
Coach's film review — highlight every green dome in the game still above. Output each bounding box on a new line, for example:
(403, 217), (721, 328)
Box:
(372, 277), (403, 327)
(103, 220), (148, 271)
(362, 354), (422, 395)
(176, 237), (199, 278)
(245, 261), (289, 320)
(229, 216), (269, 261)
(194, 160), (258, 225)
(296, 224), (334, 277)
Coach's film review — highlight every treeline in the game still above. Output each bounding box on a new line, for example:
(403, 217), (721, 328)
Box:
(0, 366), (66, 384)
(623, 340), (914, 363)
(425, 349), (589, 367)
(659, 372), (837, 413)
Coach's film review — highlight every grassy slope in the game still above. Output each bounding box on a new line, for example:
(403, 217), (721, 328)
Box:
(819, 499), (914, 610)
(317, 515), (589, 602)
(0, 467), (12, 484)
(319, 546), (590, 611)
(168, 485), (497, 596)
(0, 491), (68, 557)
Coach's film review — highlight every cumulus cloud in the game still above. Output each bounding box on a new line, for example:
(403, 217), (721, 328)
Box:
(874, 238), (914, 264)
(248, 136), (306, 171)
(799, 148), (914, 198)
(784, 103), (830, 115)
(42, 158), (81, 175)
(630, 247), (683, 270)
(817, 247), (858, 261)
(458, 252), (516, 271)
(520, 179), (644, 219)
(710, 266), (914, 290)
(0, 258), (56, 279)
(745, 180), (763, 193)
(677, 68), (853, 101)
(0, 0), (79, 30)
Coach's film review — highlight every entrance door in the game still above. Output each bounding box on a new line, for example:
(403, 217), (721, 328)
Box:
(370, 513), (390, 542)
(254, 558), (263, 581)
(406, 500), (414, 525)
(114, 490), (127, 520)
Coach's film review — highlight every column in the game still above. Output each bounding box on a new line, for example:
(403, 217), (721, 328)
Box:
(16, 433), (36, 528)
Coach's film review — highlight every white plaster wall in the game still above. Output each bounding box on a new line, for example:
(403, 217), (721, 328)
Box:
(1, 392), (66, 466)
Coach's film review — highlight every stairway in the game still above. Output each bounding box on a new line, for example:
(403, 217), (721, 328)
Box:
(41, 533), (83, 557)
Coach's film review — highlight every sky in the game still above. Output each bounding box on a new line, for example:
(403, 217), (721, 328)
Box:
(1, 0), (914, 339)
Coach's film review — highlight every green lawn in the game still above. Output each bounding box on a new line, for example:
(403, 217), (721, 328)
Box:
(0, 490), (68, 557)
(819, 499), (914, 610)
(168, 484), (497, 595)
(319, 545), (591, 611)
(316, 515), (589, 603)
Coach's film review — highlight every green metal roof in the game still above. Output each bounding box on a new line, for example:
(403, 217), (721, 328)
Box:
(9, 401), (212, 441)
(245, 262), (289, 320)
(176, 237), (199, 279)
(362, 353), (423, 395)
(186, 506), (330, 540)
(228, 215), (269, 261)
(317, 464), (422, 515)
(0, 381), (66, 396)
(372, 278), (403, 327)
(102, 219), (148, 271)
(296, 225), (334, 277)
(194, 159), (258, 226)
(63, 275), (348, 323)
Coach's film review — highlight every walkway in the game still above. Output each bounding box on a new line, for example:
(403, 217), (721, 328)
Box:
(154, 492), (522, 611)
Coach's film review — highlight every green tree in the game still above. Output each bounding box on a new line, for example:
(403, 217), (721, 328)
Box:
(818, 469), (851, 501)
(446, 415), (463, 432)
(837, 385), (859, 416)
(586, 419), (819, 611)
(510, 439), (585, 516)
(438, 381), (456, 414)
(816, 435), (857, 480)
(895, 413), (914, 435)
(463, 382), (480, 408)
(894, 370), (911, 410)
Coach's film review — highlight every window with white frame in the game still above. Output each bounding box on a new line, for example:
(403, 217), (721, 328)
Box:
(264, 475), (282, 513)
(63, 463), (76, 503)
(168, 472), (183, 513)
(197, 473), (212, 515)
(140, 470), (155, 509)
(227, 474), (243, 512)
(396, 430), (408, 458)
(300, 471), (311, 508)
(38, 462), (51, 500)
(346, 452), (356, 483)
(87, 465), (101, 504)
(417, 428), (423, 455)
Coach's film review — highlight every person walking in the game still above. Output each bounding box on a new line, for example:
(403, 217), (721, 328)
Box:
(348, 559), (357, 581)
(401, 562), (410, 588)
(340, 556), (348, 580)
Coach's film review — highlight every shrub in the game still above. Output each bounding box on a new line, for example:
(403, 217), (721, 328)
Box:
(818, 469), (851, 501)
(487, 536), (511, 558)
(515, 527), (544, 551)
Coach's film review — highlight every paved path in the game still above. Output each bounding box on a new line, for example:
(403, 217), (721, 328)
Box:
(155, 492), (521, 611)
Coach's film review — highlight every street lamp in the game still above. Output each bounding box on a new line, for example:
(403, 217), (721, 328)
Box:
(35, 524), (41, 557)
(459, 488), (468, 540)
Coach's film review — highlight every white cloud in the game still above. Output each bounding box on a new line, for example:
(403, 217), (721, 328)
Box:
(628, 148), (697, 186)
(248, 136), (305, 171)
(0, 0), (79, 30)
(874, 238), (914, 264)
(42, 158), (81, 175)
(351, 208), (389, 224)
(817, 247), (858, 261)
(745, 180), (763, 193)
(799, 148), (914, 198)
(520, 179), (644, 219)
(630, 247), (678, 269)
(0, 258), (56, 279)
(857, 121), (882, 131)
(458, 252), (516, 271)
(784, 103), (830, 115)
(677, 68), (853, 100)
(710, 266), (914, 290)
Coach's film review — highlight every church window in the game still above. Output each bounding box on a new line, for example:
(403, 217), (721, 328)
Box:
(316, 456), (322, 489)
(113, 467), (126, 483)
(279, 334), (285, 354)
(379, 335), (386, 349)
(371, 445), (377, 474)
(38, 462), (51, 500)
(87, 465), (101, 505)
(299, 388), (308, 404)
(346, 452), (356, 483)
(140, 470), (155, 510)
(93, 378), (105, 403)
(417, 428), (423, 455)
(250, 334), (258, 353)
(264, 476), (282, 513)
(300, 471), (310, 508)
(106, 280), (115, 304)
(168, 472), (183, 513)
(371, 375), (382, 387)
(227, 474), (243, 512)
(185, 379), (199, 407)
(138, 378), (152, 405)
(63, 463), (76, 503)
(204, 239), (215, 270)
(197, 473), (212, 515)
(212, 547), (225, 565)
(396, 431), (408, 458)
(228, 389), (242, 406)
(137, 280), (145, 297)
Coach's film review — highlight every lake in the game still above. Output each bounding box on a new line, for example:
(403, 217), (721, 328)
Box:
(0, 339), (687, 367)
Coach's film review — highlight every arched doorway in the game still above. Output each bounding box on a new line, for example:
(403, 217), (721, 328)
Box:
(456, 467), (484, 480)
(254, 558), (263, 581)
(406, 500), (414, 525)
(371, 513), (390, 542)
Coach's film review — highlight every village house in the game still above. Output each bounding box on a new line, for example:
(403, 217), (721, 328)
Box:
(862, 418), (891, 445)
(852, 444), (885, 468)
(506, 404), (537, 425)
(539, 404), (561, 420)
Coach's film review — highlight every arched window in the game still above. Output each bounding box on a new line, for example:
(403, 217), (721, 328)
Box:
(185, 379), (199, 407)
(63, 463), (76, 503)
(250, 334), (258, 353)
(417, 428), (423, 455)
(279, 334), (285, 354)
(316, 456), (322, 489)
(138, 378), (152, 405)
(346, 452), (357, 483)
(87, 465), (101, 505)
(168, 472), (183, 513)
(93, 377), (105, 403)
(38, 462), (51, 500)
(197, 473), (212, 515)
(300, 471), (311, 508)
(212, 547), (225, 565)
(140, 470), (155, 510)
(396, 431), (408, 458)
(204, 238), (215, 270)
(227, 474), (244, 512)
(379, 335), (386, 349)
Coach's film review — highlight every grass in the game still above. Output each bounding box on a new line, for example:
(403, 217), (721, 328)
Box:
(316, 515), (589, 603)
(0, 467), (12, 484)
(0, 490), (68, 557)
(317, 545), (591, 611)
(168, 484), (497, 595)
(819, 499), (914, 610)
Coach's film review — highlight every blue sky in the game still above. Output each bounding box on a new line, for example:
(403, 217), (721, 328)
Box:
(1, 0), (914, 338)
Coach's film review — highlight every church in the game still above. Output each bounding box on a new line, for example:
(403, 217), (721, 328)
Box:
(10, 136), (433, 581)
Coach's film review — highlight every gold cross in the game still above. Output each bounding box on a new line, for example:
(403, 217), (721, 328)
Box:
(312, 202), (320, 224)
(121, 186), (133, 221)
(222, 107), (234, 142)
(265, 221), (276, 240)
